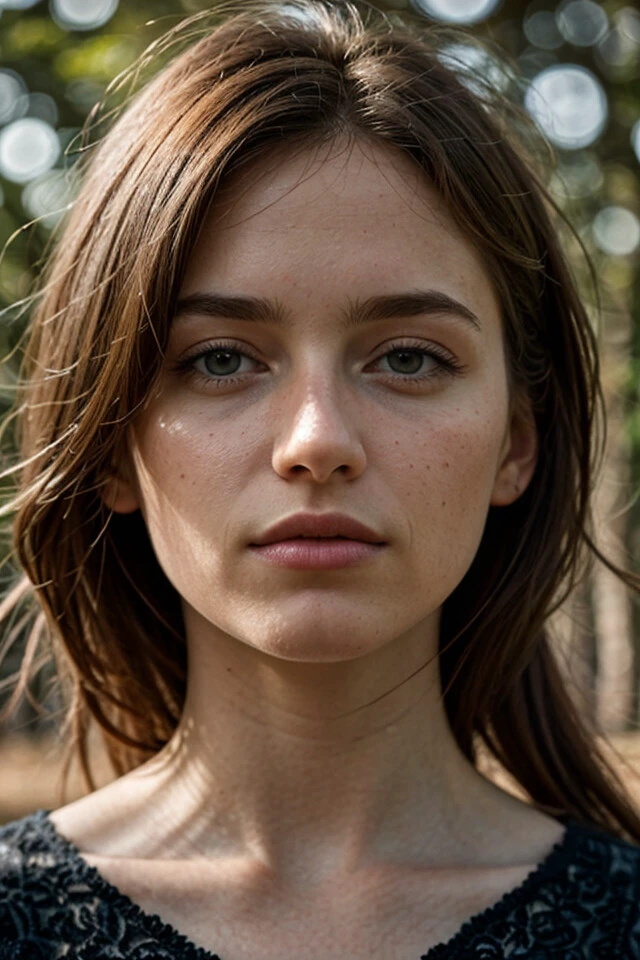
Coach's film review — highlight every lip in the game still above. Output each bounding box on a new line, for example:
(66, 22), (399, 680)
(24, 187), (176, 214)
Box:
(249, 539), (384, 570)
(250, 512), (386, 547)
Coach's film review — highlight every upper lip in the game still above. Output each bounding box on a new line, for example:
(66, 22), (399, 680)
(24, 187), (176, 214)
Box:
(251, 512), (386, 546)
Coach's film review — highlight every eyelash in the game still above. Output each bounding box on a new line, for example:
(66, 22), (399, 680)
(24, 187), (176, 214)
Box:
(172, 339), (466, 389)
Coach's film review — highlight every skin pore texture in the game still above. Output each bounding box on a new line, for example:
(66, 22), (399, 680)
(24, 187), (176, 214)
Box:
(50, 137), (566, 959)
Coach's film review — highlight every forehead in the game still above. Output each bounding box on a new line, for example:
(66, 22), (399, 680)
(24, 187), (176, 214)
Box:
(180, 137), (500, 323)
(213, 137), (440, 224)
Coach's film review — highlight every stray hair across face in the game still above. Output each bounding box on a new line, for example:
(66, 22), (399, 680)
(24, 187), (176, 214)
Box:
(2, 0), (640, 841)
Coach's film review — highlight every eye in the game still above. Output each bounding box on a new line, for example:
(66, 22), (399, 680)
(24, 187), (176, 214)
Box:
(173, 341), (263, 388)
(197, 348), (255, 378)
(369, 341), (465, 384)
(172, 338), (465, 389)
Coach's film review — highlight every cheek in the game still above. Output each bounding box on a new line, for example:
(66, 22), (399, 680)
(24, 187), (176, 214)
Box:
(390, 406), (506, 563)
(130, 407), (253, 557)
(395, 402), (504, 487)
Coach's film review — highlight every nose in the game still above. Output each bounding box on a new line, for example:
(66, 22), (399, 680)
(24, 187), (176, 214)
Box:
(271, 373), (367, 484)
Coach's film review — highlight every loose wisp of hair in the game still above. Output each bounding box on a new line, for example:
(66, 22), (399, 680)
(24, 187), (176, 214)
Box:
(1, 0), (639, 841)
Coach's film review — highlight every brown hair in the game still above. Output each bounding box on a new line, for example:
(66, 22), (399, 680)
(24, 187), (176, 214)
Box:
(2, 0), (640, 841)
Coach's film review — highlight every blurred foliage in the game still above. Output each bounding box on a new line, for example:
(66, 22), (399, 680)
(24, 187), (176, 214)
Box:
(0, 0), (638, 730)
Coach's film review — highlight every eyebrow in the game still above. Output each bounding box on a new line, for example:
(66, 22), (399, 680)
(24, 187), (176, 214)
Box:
(174, 289), (481, 331)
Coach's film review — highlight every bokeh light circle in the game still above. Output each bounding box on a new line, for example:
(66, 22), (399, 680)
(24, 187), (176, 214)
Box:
(592, 206), (640, 257)
(0, 70), (28, 126)
(523, 11), (564, 50)
(551, 152), (604, 199)
(27, 93), (59, 127)
(412, 0), (500, 25)
(0, 118), (60, 184)
(438, 42), (511, 94)
(525, 64), (608, 149)
(556, 0), (608, 47)
(50, 0), (119, 30)
(632, 119), (640, 165)
(597, 9), (640, 76)
(22, 170), (75, 231)
(0, 0), (41, 8)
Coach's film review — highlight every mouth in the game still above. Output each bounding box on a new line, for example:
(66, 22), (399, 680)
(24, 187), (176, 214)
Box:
(254, 535), (372, 545)
(251, 512), (386, 547)
(249, 537), (385, 570)
(290, 535), (353, 540)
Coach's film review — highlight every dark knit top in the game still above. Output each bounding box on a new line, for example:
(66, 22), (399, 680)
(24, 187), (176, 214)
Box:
(1, 809), (640, 958)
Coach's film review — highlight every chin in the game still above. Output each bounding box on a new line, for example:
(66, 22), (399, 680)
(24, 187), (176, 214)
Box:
(251, 635), (376, 664)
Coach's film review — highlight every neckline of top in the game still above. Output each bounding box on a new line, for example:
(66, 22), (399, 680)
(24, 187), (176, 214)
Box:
(28, 808), (589, 960)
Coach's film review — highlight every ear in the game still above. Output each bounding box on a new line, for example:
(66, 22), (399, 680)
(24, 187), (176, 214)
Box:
(101, 447), (140, 514)
(490, 391), (538, 507)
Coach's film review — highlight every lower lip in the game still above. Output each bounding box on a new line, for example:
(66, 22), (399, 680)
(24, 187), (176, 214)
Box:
(249, 538), (385, 570)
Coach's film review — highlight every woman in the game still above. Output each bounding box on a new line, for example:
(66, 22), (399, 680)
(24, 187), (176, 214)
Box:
(1, 1), (639, 957)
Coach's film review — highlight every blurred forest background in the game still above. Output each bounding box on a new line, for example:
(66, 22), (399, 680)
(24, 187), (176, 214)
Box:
(0, 0), (639, 823)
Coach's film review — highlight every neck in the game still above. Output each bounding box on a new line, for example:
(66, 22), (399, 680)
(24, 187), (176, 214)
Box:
(132, 608), (518, 878)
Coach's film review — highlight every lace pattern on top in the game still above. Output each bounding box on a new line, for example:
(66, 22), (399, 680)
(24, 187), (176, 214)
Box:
(0, 809), (639, 958)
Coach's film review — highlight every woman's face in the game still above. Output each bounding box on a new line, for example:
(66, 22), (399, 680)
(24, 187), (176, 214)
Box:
(112, 138), (536, 663)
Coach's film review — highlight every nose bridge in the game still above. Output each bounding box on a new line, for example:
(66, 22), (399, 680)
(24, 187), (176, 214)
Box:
(288, 344), (352, 421)
(271, 354), (366, 482)
(292, 375), (351, 440)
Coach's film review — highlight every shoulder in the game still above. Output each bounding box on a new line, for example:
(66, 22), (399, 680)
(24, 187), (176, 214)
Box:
(0, 811), (60, 957)
(451, 817), (640, 959)
(528, 819), (640, 957)
(0, 808), (64, 891)
(0, 810), (126, 959)
(567, 820), (640, 955)
(0, 810), (91, 957)
(0, 810), (197, 960)
(568, 818), (640, 892)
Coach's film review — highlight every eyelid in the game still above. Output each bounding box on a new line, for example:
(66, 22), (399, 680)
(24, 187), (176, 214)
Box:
(176, 337), (259, 361)
(175, 336), (455, 363)
(173, 336), (466, 386)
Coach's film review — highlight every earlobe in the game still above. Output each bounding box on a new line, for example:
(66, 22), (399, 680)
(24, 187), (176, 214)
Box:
(101, 449), (141, 514)
(100, 433), (141, 514)
(490, 394), (538, 507)
(101, 473), (140, 514)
